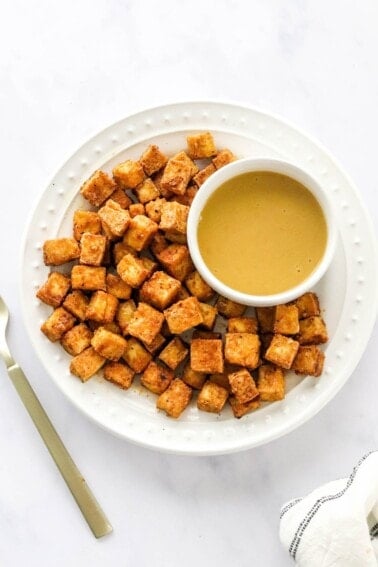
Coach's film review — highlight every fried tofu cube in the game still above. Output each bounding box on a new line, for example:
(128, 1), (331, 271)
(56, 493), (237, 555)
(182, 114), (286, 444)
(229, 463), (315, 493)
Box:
(61, 323), (93, 356)
(41, 307), (76, 342)
(175, 286), (190, 301)
(274, 304), (300, 335)
(184, 271), (214, 301)
(215, 296), (247, 318)
(63, 290), (89, 321)
(198, 302), (217, 330)
(159, 201), (189, 235)
(103, 361), (135, 389)
(43, 238), (80, 266)
(79, 233), (107, 266)
(127, 302), (164, 345)
(86, 290), (118, 323)
(116, 299), (136, 335)
(186, 132), (217, 159)
(224, 333), (260, 369)
(71, 266), (106, 291)
(164, 297), (203, 334)
(212, 149), (236, 170)
(152, 169), (170, 198)
(257, 364), (285, 401)
(157, 378), (192, 418)
(265, 334), (299, 369)
(98, 321), (122, 334)
(112, 160), (145, 189)
(98, 199), (130, 237)
(141, 361), (173, 394)
(298, 316), (328, 345)
(150, 232), (168, 257)
(193, 163), (216, 187)
(229, 396), (260, 418)
(123, 337), (152, 372)
(227, 317), (258, 334)
(80, 170), (116, 206)
(197, 381), (228, 413)
(145, 198), (167, 223)
(292, 345), (325, 377)
(105, 273), (132, 299)
(295, 292), (320, 319)
(182, 363), (206, 389)
(190, 338), (224, 374)
(36, 272), (71, 307)
(256, 307), (275, 333)
(139, 144), (168, 176)
(73, 210), (102, 241)
(158, 337), (188, 370)
(160, 152), (196, 196)
(164, 231), (187, 244)
(91, 327), (127, 361)
(157, 244), (194, 281)
(123, 215), (158, 251)
(116, 253), (150, 288)
(140, 271), (181, 310)
(128, 203), (145, 218)
(113, 242), (137, 265)
(70, 347), (106, 381)
(106, 187), (132, 209)
(143, 333), (166, 355)
(228, 368), (259, 403)
(140, 256), (158, 277)
(134, 178), (160, 204)
(171, 184), (198, 207)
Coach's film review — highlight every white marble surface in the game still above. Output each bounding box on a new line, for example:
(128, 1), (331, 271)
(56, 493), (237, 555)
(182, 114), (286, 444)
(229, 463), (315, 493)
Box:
(0, 1), (377, 565)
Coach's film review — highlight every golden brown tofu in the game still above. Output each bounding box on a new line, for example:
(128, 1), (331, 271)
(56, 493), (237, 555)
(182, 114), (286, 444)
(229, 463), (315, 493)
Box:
(70, 346), (106, 381)
(61, 323), (93, 356)
(197, 381), (228, 413)
(91, 327), (127, 361)
(274, 304), (300, 335)
(175, 286), (191, 301)
(116, 253), (150, 288)
(71, 265), (106, 291)
(228, 368), (259, 404)
(80, 170), (116, 206)
(224, 333), (260, 369)
(122, 337), (152, 372)
(141, 361), (173, 394)
(184, 271), (214, 301)
(103, 361), (135, 389)
(150, 232), (168, 257)
(157, 243), (194, 282)
(159, 201), (189, 236)
(140, 256), (158, 278)
(143, 333), (166, 355)
(229, 396), (260, 418)
(298, 317), (328, 345)
(63, 290), (89, 321)
(127, 302), (164, 345)
(134, 178), (160, 204)
(36, 272), (71, 307)
(86, 290), (119, 324)
(73, 210), (102, 241)
(105, 273), (132, 300)
(257, 364), (285, 401)
(255, 307), (275, 333)
(41, 307), (76, 342)
(112, 160), (145, 189)
(113, 241), (137, 265)
(265, 334), (299, 370)
(98, 199), (130, 238)
(145, 198), (167, 223)
(198, 302), (218, 330)
(139, 144), (168, 176)
(164, 296), (203, 334)
(158, 337), (188, 370)
(295, 292), (320, 319)
(171, 184), (198, 207)
(190, 338), (224, 374)
(227, 317), (258, 334)
(292, 346), (325, 377)
(193, 164), (216, 187)
(160, 152), (196, 196)
(140, 270), (181, 310)
(96, 321), (122, 334)
(105, 187), (132, 209)
(128, 203), (146, 218)
(212, 149), (236, 170)
(43, 238), (80, 266)
(123, 214), (159, 252)
(186, 132), (217, 159)
(79, 233), (107, 266)
(164, 231), (187, 244)
(116, 299), (136, 335)
(215, 296), (247, 318)
(182, 363), (206, 389)
(156, 378), (192, 418)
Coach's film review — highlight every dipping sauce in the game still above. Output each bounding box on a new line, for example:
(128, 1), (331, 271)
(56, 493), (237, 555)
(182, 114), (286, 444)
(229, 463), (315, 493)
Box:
(197, 171), (327, 295)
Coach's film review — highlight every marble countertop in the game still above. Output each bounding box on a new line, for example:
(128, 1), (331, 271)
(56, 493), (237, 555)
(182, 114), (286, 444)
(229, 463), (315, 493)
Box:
(1, 1), (377, 565)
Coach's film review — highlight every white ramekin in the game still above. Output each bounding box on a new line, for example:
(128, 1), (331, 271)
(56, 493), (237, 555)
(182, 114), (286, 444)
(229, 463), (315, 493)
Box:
(187, 158), (337, 307)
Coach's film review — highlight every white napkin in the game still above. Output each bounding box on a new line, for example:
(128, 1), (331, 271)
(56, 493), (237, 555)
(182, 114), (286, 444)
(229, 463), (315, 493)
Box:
(280, 451), (378, 566)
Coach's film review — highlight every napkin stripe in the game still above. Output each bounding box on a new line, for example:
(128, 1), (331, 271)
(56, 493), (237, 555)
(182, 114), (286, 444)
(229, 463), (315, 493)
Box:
(289, 451), (375, 559)
(280, 498), (302, 519)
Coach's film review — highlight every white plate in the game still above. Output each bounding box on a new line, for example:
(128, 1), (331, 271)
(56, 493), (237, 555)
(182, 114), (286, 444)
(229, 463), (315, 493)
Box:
(21, 102), (378, 455)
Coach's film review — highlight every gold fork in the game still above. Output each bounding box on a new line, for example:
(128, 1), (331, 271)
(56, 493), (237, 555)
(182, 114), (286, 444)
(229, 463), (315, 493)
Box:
(0, 295), (112, 538)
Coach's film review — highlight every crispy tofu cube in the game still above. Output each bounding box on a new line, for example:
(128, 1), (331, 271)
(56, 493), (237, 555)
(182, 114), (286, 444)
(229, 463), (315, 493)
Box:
(193, 163), (216, 187)
(123, 337), (152, 372)
(106, 187), (132, 209)
(71, 266), (106, 291)
(80, 170), (116, 206)
(198, 303), (217, 330)
(229, 396), (260, 418)
(158, 337), (188, 370)
(134, 178), (160, 204)
(257, 364), (285, 401)
(295, 292), (320, 319)
(227, 317), (258, 334)
(143, 333), (166, 355)
(197, 381), (228, 413)
(116, 299), (136, 335)
(91, 327), (127, 361)
(182, 363), (206, 389)
(41, 307), (76, 342)
(224, 333), (260, 369)
(298, 316), (328, 345)
(175, 286), (190, 301)
(292, 345), (325, 377)
(164, 231), (187, 244)
(103, 361), (135, 389)
(215, 296), (247, 318)
(141, 361), (173, 394)
(152, 169), (170, 198)
(274, 304), (300, 335)
(160, 152), (196, 196)
(150, 232), (168, 257)
(139, 144), (168, 176)
(228, 368), (259, 403)
(145, 198), (167, 223)
(112, 160), (145, 189)
(105, 273), (132, 299)
(140, 271), (181, 310)
(164, 296), (203, 334)
(79, 233), (107, 266)
(184, 271), (214, 301)
(159, 201), (189, 235)
(127, 302), (164, 345)
(256, 307), (275, 333)
(212, 149), (236, 170)
(61, 323), (93, 356)
(156, 378), (192, 418)
(265, 334), (299, 369)
(186, 132), (217, 159)
(98, 199), (130, 237)
(86, 290), (118, 323)
(63, 290), (89, 320)
(73, 210), (102, 241)
(128, 203), (145, 218)
(36, 272), (71, 307)
(113, 242), (137, 265)
(123, 215), (158, 251)
(43, 238), (80, 266)
(157, 244), (194, 281)
(96, 321), (122, 334)
(190, 338), (224, 374)
(171, 184), (198, 207)
(70, 347), (106, 381)
(116, 253), (150, 288)
(140, 256), (158, 277)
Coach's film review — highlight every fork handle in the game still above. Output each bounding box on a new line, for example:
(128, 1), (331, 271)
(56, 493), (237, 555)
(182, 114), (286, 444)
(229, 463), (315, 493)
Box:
(7, 363), (112, 538)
